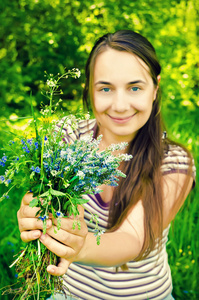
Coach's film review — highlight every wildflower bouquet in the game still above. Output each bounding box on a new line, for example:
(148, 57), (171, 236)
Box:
(0, 69), (132, 299)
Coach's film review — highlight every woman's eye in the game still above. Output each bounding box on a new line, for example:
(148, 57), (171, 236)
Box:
(101, 87), (110, 92)
(131, 86), (140, 92)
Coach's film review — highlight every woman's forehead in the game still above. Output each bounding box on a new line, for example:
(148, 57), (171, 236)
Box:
(93, 48), (152, 82)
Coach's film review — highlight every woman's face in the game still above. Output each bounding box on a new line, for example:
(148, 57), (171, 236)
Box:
(93, 48), (159, 144)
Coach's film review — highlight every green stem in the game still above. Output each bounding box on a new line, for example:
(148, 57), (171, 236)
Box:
(31, 248), (40, 300)
(31, 97), (39, 139)
(40, 135), (45, 178)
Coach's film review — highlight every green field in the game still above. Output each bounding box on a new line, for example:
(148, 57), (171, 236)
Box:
(0, 0), (198, 299)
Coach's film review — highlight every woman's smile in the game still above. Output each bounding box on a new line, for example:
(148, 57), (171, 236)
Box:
(107, 113), (137, 124)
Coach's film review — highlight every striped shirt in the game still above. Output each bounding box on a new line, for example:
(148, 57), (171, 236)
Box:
(58, 119), (196, 300)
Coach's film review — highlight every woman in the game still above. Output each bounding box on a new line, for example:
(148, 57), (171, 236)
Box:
(17, 30), (195, 300)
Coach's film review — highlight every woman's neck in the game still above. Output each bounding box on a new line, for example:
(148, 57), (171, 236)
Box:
(96, 127), (132, 153)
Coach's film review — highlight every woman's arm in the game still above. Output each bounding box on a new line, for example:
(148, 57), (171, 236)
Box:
(43, 172), (193, 275)
(17, 172), (193, 276)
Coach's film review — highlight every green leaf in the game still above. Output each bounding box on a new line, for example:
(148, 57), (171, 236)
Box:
(49, 189), (66, 197)
(51, 205), (57, 219)
(69, 176), (78, 183)
(74, 198), (89, 205)
(39, 191), (50, 198)
(29, 198), (39, 207)
(63, 200), (70, 211)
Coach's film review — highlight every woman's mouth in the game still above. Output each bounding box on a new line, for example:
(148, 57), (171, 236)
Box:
(108, 113), (137, 124)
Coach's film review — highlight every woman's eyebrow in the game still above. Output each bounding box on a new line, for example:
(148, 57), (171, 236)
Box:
(94, 81), (111, 85)
(94, 80), (146, 86)
(128, 80), (146, 85)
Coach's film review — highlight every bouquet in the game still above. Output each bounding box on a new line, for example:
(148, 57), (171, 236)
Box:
(0, 69), (132, 299)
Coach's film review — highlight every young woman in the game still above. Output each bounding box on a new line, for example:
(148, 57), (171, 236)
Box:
(17, 30), (196, 300)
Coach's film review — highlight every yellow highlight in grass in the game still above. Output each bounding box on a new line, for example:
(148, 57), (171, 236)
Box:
(38, 116), (55, 124)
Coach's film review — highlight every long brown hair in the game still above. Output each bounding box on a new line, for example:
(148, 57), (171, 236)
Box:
(83, 30), (192, 260)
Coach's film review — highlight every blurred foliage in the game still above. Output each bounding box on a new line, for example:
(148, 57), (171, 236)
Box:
(0, 0), (198, 299)
(0, 0), (198, 121)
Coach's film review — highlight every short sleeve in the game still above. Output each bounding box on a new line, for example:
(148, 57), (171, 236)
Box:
(161, 144), (196, 185)
(55, 118), (96, 144)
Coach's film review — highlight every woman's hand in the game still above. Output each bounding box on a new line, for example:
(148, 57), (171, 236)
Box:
(17, 193), (52, 242)
(39, 205), (88, 276)
(17, 193), (88, 276)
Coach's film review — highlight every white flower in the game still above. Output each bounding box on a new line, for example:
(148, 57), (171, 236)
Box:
(43, 151), (51, 158)
(60, 150), (67, 157)
(72, 68), (81, 78)
(51, 170), (58, 176)
(85, 113), (90, 120)
(118, 153), (133, 161)
(46, 79), (57, 87)
(103, 156), (115, 164)
(59, 141), (65, 147)
(77, 170), (85, 180)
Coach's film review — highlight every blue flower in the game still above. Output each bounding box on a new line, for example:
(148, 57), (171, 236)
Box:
(56, 211), (64, 217)
(30, 166), (41, 173)
(38, 215), (47, 221)
(44, 136), (48, 141)
(27, 139), (33, 145)
(2, 156), (7, 163)
(0, 176), (5, 182)
(5, 179), (11, 185)
(35, 167), (41, 173)
(22, 146), (30, 153)
(0, 161), (5, 167)
(34, 142), (39, 149)
(3, 194), (9, 199)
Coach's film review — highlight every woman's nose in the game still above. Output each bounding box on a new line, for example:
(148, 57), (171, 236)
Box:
(111, 90), (131, 112)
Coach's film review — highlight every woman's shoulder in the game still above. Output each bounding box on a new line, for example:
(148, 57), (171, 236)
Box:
(78, 119), (97, 137)
(55, 117), (96, 143)
(161, 143), (196, 181)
